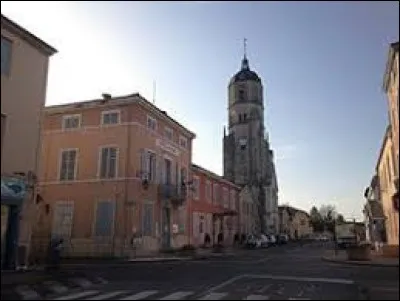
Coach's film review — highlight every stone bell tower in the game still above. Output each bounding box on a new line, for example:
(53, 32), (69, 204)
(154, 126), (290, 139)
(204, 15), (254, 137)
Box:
(223, 39), (278, 234)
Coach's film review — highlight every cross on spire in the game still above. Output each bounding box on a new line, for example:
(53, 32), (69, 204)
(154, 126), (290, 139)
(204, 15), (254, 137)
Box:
(241, 38), (249, 70)
(244, 38), (247, 59)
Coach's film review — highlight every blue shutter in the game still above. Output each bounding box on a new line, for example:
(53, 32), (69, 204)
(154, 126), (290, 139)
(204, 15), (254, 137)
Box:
(95, 201), (115, 237)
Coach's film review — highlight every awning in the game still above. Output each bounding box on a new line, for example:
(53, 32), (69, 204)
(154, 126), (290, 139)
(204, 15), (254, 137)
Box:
(1, 176), (27, 206)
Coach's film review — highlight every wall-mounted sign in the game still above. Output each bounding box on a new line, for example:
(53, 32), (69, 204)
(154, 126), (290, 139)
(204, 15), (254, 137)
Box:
(156, 139), (180, 157)
(172, 223), (179, 234)
(1, 176), (27, 206)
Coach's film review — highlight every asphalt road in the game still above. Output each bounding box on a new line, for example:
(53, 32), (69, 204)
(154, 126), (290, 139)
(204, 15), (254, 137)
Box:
(45, 243), (399, 300)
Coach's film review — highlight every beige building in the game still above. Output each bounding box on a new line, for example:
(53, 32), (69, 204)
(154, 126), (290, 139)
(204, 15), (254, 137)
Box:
(278, 205), (313, 239)
(383, 42), (399, 177)
(374, 41), (399, 250)
(376, 126), (399, 247)
(1, 15), (56, 268)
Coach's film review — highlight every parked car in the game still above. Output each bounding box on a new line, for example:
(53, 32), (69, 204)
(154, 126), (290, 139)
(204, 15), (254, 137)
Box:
(244, 234), (258, 249)
(277, 234), (289, 244)
(259, 234), (270, 248)
(336, 236), (357, 249)
(267, 235), (277, 246)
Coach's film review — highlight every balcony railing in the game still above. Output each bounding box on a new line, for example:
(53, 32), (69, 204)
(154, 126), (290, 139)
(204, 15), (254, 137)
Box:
(158, 183), (186, 206)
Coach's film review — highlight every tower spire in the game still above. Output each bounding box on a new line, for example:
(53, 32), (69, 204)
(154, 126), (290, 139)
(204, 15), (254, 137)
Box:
(241, 37), (249, 70)
(243, 37), (247, 59)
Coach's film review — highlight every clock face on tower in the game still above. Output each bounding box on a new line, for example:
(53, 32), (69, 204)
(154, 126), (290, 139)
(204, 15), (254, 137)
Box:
(239, 138), (247, 150)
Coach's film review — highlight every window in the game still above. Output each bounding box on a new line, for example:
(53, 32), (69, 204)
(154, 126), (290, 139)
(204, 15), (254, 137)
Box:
(1, 36), (12, 76)
(223, 187), (229, 208)
(199, 215), (204, 234)
(213, 183), (219, 204)
(206, 180), (212, 203)
(59, 149), (77, 181)
(193, 176), (200, 200)
(101, 110), (120, 125)
(165, 127), (173, 140)
(179, 136), (188, 149)
(52, 201), (74, 239)
(62, 115), (81, 130)
(386, 157), (392, 183)
(164, 158), (172, 185)
(230, 190), (236, 210)
(99, 147), (118, 179)
(180, 167), (187, 184)
(140, 150), (156, 182)
(147, 116), (157, 131)
(238, 89), (244, 101)
(94, 200), (115, 237)
(1, 114), (6, 155)
(142, 203), (153, 236)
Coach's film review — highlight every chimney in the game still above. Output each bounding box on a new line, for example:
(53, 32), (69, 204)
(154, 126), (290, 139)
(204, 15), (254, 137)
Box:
(102, 93), (112, 100)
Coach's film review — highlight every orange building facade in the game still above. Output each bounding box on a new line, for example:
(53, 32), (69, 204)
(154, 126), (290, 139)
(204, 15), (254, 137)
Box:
(31, 93), (196, 259)
(190, 164), (240, 247)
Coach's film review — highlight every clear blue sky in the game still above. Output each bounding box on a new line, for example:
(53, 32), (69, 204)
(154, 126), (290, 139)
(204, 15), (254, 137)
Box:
(3, 1), (399, 220)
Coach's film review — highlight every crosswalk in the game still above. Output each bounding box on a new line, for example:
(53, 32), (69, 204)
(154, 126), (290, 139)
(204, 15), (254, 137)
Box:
(51, 289), (311, 300)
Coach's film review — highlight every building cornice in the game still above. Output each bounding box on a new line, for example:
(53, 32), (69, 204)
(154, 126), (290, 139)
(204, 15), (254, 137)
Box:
(44, 93), (196, 139)
(1, 14), (57, 56)
(382, 41), (399, 92)
(375, 124), (392, 171)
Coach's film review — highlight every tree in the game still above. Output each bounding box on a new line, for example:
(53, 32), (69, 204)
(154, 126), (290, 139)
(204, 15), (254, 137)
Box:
(309, 205), (345, 233)
(309, 206), (324, 232)
(319, 205), (337, 222)
(336, 214), (345, 224)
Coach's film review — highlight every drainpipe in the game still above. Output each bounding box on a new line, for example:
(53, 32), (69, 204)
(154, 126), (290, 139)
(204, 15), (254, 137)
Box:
(121, 105), (133, 257)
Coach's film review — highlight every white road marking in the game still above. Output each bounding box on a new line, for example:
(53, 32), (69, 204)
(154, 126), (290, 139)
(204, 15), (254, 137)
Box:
(370, 286), (399, 292)
(119, 290), (158, 300)
(95, 277), (108, 284)
(44, 281), (69, 294)
(158, 291), (193, 300)
(244, 295), (269, 300)
(85, 291), (127, 300)
(72, 278), (93, 288)
(202, 274), (246, 295)
(243, 274), (354, 285)
(54, 290), (100, 300)
(197, 292), (229, 300)
(15, 285), (41, 300)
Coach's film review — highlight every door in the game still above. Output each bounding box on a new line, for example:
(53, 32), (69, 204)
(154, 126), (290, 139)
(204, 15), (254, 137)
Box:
(162, 207), (171, 248)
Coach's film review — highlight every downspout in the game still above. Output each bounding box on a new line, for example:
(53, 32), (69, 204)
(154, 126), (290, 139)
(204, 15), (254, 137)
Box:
(121, 105), (133, 257)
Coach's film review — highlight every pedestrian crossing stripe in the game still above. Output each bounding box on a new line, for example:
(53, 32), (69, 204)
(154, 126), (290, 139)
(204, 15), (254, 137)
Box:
(51, 289), (312, 300)
(119, 290), (158, 300)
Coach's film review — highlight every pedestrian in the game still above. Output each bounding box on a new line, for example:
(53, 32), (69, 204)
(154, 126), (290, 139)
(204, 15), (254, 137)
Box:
(47, 237), (63, 271)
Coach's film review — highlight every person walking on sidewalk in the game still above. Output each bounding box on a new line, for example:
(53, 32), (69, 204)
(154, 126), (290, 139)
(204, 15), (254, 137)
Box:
(46, 237), (64, 271)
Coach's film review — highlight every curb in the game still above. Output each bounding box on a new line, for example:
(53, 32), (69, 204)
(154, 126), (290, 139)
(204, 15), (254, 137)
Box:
(321, 256), (399, 267)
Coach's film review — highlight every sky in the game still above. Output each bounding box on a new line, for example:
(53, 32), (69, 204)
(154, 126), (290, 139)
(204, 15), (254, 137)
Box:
(2, 1), (398, 220)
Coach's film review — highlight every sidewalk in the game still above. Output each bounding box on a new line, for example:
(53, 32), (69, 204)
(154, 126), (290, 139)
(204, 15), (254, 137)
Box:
(322, 249), (399, 267)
